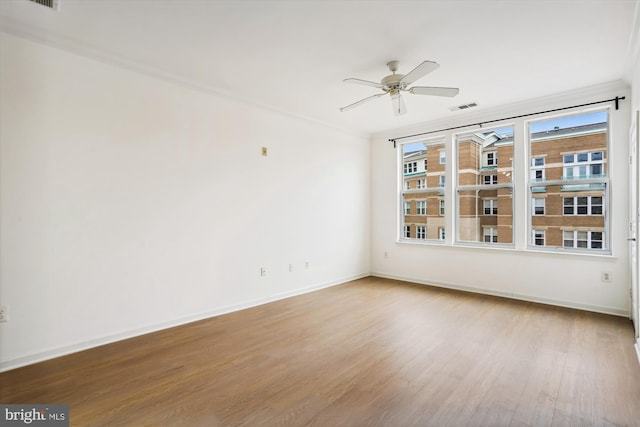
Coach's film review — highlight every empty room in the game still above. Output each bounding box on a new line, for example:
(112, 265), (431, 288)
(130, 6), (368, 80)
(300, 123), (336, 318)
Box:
(1, 0), (640, 426)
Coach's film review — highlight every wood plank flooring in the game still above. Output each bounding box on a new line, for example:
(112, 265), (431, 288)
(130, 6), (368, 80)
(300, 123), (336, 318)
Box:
(1, 277), (640, 426)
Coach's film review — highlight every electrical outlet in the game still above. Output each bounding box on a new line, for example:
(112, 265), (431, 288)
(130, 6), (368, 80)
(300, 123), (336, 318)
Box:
(260, 267), (267, 277)
(384, 251), (389, 258)
(601, 272), (612, 282)
(0, 305), (8, 323)
(305, 261), (310, 269)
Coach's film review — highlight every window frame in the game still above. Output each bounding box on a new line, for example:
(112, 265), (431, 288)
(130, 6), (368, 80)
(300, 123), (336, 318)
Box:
(455, 125), (515, 247)
(397, 106), (614, 258)
(527, 108), (610, 253)
(399, 137), (447, 243)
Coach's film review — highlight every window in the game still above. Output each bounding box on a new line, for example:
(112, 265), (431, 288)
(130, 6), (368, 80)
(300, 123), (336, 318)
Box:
(483, 227), (498, 243)
(398, 109), (612, 255)
(563, 152), (604, 179)
(483, 199), (498, 215)
(533, 229), (545, 246)
(529, 110), (608, 252)
(532, 198), (545, 215)
(563, 230), (604, 249)
(485, 151), (497, 167)
(531, 157), (545, 182)
(404, 161), (417, 174)
(483, 175), (498, 185)
(456, 126), (514, 245)
(563, 196), (603, 215)
(400, 139), (445, 242)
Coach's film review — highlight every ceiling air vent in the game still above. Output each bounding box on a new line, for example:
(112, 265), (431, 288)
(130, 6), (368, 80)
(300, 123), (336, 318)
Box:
(27, 0), (59, 10)
(450, 102), (478, 112)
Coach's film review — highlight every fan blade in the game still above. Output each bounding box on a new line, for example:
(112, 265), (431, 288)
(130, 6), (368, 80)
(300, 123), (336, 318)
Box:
(343, 78), (385, 89)
(400, 61), (440, 85)
(340, 93), (384, 112)
(409, 86), (460, 97)
(390, 92), (407, 116)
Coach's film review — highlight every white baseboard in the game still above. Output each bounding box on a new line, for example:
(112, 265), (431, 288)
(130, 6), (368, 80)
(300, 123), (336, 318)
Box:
(635, 339), (640, 367)
(0, 273), (368, 372)
(370, 272), (629, 317)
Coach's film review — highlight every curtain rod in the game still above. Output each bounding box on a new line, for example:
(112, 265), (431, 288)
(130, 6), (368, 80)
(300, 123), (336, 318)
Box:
(388, 95), (625, 147)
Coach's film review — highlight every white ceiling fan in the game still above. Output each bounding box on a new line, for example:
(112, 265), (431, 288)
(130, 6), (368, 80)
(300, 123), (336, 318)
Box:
(340, 60), (460, 116)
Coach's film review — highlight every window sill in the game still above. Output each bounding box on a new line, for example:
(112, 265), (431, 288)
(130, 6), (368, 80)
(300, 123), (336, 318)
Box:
(396, 239), (617, 259)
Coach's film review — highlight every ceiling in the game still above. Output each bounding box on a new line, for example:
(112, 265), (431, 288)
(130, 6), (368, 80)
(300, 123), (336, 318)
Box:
(1, 0), (637, 135)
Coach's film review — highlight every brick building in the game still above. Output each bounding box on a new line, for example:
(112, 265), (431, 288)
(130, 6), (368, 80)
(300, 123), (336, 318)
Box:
(401, 120), (607, 249)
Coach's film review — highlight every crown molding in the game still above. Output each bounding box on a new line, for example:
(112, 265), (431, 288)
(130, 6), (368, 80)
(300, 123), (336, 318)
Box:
(0, 16), (368, 140)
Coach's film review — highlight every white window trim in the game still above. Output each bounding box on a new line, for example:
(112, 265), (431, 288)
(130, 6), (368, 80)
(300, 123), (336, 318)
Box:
(527, 109), (610, 254)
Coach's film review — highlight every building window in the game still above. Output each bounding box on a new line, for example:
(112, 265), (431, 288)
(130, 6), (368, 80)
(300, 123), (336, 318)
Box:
(563, 196), (603, 215)
(529, 110), (608, 251)
(416, 225), (426, 239)
(483, 199), (498, 215)
(485, 152), (497, 167)
(416, 200), (426, 215)
(563, 151), (604, 179)
(404, 202), (411, 215)
(533, 229), (545, 246)
(439, 150), (446, 164)
(404, 161), (417, 174)
(439, 228), (445, 240)
(404, 225), (411, 238)
(456, 126), (514, 245)
(404, 181), (410, 190)
(438, 175), (445, 187)
(439, 200), (445, 215)
(417, 178), (426, 189)
(531, 157), (545, 182)
(532, 198), (545, 215)
(483, 227), (498, 243)
(424, 159), (428, 171)
(483, 175), (498, 185)
(563, 230), (604, 249)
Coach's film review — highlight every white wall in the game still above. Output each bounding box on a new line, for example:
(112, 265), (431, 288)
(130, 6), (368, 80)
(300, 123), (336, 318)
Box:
(371, 81), (631, 316)
(0, 33), (370, 370)
(629, 0), (640, 360)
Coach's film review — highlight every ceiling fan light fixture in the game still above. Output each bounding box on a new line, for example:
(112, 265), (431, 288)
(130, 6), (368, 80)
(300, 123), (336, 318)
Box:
(390, 90), (406, 116)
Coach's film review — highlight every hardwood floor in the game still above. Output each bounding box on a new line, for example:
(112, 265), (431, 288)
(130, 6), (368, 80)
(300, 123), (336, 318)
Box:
(2, 277), (640, 426)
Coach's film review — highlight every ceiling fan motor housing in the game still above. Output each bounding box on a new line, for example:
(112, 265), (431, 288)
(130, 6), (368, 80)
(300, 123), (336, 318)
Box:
(381, 74), (406, 91)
